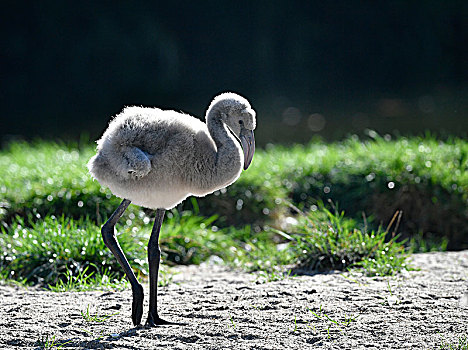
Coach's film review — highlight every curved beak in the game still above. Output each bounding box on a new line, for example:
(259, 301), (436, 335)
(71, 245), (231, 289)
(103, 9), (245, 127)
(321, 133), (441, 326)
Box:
(240, 129), (255, 170)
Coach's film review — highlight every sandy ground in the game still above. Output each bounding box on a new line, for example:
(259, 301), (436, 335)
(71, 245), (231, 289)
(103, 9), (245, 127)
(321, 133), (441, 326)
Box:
(1, 250), (467, 350)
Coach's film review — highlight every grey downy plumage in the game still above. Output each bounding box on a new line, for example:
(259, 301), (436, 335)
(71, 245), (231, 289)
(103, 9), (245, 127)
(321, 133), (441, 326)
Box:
(88, 92), (256, 209)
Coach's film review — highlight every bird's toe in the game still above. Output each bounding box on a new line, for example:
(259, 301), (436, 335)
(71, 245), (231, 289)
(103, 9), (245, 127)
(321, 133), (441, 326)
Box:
(145, 313), (179, 327)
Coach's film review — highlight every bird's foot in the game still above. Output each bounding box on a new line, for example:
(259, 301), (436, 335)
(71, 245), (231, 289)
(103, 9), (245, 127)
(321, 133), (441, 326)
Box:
(131, 284), (144, 326)
(145, 312), (178, 327)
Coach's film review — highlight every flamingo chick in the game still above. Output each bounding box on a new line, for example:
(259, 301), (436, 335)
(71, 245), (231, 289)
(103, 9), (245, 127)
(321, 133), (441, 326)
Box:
(87, 92), (256, 327)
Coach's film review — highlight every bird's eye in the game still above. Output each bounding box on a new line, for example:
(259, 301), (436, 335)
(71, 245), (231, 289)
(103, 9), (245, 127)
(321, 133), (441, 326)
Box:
(239, 120), (244, 125)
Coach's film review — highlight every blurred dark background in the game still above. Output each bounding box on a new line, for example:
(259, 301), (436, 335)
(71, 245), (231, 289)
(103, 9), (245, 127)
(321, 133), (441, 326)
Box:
(1, 1), (467, 146)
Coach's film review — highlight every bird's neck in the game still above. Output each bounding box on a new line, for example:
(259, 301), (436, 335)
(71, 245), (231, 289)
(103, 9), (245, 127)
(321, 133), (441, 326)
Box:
(206, 108), (233, 146)
(206, 108), (243, 187)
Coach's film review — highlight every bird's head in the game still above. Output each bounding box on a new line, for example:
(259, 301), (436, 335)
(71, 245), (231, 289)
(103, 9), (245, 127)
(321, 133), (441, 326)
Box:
(208, 92), (256, 170)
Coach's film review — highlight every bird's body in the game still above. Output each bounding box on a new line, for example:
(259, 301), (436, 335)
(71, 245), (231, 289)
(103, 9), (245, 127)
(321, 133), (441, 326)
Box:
(87, 92), (256, 327)
(88, 106), (243, 209)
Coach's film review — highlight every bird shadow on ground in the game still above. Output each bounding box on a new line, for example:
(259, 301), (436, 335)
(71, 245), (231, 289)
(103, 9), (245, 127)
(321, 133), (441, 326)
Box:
(32, 327), (142, 349)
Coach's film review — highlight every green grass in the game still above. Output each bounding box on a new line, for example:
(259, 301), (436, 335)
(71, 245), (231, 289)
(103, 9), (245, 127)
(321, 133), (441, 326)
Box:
(307, 304), (359, 339)
(0, 141), (115, 222)
(240, 134), (467, 249)
(0, 215), (146, 286)
(80, 304), (119, 323)
(407, 231), (449, 253)
(271, 204), (408, 276)
(2, 134), (465, 288)
(440, 336), (468, 350)
(0, 203), (409, 289)
(228, 313), (237, 330)
(2, 136), (467, 249)
(35, 335), (72, 350)
(0, 211), (245, 287)
(255, 270), (295, 284)
(47, 264), (128, 292)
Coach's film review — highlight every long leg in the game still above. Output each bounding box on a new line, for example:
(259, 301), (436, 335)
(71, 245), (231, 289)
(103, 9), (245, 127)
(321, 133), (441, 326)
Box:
(146, 208), (173, 326)
(101, 199), (144, 326)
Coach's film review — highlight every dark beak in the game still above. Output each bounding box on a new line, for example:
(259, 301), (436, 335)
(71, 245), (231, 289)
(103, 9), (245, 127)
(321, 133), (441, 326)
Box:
(240, 129), (255, 170)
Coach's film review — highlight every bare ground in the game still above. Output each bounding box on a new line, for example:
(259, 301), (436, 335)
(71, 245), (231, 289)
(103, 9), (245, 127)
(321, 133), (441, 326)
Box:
(1, 250), (467, 350)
